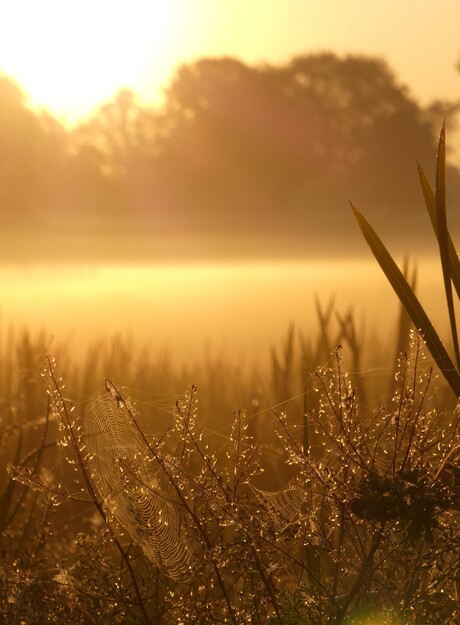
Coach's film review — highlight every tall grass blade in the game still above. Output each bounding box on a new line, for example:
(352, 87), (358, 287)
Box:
(394, 258), (417, 360)
(352, 203), (460, 397)
(418, 163), (460, 298)
(435, 122), (460, 370)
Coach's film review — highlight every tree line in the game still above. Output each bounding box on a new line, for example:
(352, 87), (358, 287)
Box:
(0, 52), (458, 251)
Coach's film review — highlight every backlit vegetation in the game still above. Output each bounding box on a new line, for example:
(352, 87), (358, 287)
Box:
(1, 313), (460, 624)
(1, 98), (460, 624)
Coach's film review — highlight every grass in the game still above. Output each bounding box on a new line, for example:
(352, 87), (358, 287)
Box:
(1, 327), (459, 624)
(0, 297), (458, 624)
(353, 121), (460, 397)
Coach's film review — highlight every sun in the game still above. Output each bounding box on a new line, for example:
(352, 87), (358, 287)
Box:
(0, 0), (181, 125)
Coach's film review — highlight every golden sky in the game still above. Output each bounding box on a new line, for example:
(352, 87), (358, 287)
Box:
(0, 0), (459, 125)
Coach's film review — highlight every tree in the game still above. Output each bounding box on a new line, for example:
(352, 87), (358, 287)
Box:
(2, 52), (457, 254)
(0, 76), (67, 230)
(153, 53), (450, 236)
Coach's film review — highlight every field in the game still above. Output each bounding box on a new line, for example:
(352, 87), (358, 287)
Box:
(2, 126), (460, 624)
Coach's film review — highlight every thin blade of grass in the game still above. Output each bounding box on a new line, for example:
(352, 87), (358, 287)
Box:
(352, 203), (460, 396)
(393, 258), (417, 362)
(302, 387), (321, 590)
(435, 121), (460, 370)
(0, 430), (23, 533)
(418, 163), (460, 298)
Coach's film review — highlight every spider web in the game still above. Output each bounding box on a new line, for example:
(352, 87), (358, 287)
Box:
(251, 483), (307, 529)
(84, 390), (195, 582)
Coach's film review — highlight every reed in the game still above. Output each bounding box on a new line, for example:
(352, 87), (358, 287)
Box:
(353, 121), (460, 398)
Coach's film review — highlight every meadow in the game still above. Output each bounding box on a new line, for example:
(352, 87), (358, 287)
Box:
(0, 295), (458, 624)
(1, 126), (460, 624)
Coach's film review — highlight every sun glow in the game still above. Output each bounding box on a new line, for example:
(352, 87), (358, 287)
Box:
(0, 1), (458, 131)
(0, 0), (181, 124)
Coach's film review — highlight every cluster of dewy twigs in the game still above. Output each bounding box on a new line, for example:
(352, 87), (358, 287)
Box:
(2, 338), (460, 624)
(269, 334), (460, 624)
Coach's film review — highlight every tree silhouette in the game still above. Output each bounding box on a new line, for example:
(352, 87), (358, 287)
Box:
(0, 77), (67, 230)
(0, 52), (459, 258)
(153, 54), (445, 235)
